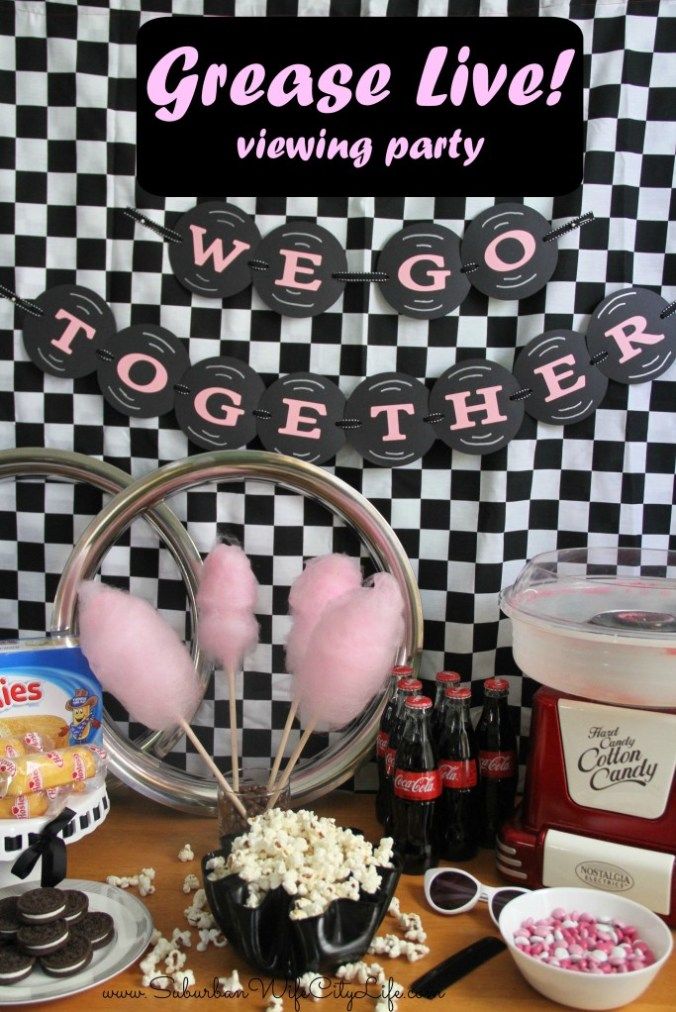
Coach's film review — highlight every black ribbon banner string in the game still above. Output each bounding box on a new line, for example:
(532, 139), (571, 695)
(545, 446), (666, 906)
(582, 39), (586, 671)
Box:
(124, 201), (594, 319)
(5, 278), (675, 465)
(10, 807), (76, 887)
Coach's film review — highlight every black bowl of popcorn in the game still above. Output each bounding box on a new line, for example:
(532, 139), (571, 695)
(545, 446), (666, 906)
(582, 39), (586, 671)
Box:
(202, 809), (401, 978)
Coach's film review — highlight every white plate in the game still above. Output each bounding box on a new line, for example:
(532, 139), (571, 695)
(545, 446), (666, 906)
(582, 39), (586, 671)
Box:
(0, 878), (154, 1005)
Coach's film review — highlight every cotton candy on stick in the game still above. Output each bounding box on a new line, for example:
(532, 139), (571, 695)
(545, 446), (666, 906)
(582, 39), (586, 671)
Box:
(77, 580), (247, 818)
(268, 572), (406, 809)
(197, 543), (259, 791)
(270, 555), (363, 790)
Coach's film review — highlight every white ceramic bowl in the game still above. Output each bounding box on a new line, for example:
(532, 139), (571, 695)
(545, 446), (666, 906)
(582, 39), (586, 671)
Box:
(498, 887), (673, 1010)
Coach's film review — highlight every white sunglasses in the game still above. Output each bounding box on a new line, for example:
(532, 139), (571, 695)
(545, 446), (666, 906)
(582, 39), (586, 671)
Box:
(424, 868), (528, 927)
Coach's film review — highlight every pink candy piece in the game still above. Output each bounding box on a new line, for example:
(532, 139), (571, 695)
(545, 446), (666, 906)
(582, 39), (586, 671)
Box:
(513, 907), (656, 975)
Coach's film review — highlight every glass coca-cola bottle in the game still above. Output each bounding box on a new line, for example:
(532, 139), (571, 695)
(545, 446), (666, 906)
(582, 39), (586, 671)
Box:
(431, 670), (462, 747)
(391, 695), (441, 874)
(476, 677), (517, 848)
(383, 677), (422, 831)
(435, 686), (479, 860)
(375, 666), (414, 824)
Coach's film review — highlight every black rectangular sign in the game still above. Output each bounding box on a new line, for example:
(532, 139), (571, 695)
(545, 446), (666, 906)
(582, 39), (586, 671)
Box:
(137, 16), (583, 197)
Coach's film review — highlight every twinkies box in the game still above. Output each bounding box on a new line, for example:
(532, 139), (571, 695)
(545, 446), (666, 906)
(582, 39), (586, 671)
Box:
(0, 635), (103, 750)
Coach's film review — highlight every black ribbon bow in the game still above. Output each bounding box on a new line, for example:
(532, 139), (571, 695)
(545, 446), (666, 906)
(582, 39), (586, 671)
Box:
(10, 807), (76, 887)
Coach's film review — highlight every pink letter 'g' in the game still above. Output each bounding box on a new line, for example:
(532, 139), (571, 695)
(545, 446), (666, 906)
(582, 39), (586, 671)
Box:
(370, 403), (415, 441)
(397, 255), (451, 292)
(278, 398), (327, 440)
(193, 387), (245, 426)
(603, 315), (665, 364)
(484, 229), (536, 272)
(532, 354), (585, 402)
(274, 250), (322, 291)
(116, 353), (168, 394)
(445, 385), (507, 430)
(50, 309), (96, 354)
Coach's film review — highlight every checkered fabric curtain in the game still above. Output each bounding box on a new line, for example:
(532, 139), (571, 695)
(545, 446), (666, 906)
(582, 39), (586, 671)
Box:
(0, 0), (674, 790)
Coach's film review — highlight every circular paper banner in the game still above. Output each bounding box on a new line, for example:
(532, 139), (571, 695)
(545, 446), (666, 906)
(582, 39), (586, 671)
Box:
(256, 373), (346, 465)
(251, 221), (347, 317)
(23, 285), (116, 379)
(586, 287), (676, 384)
(429, 360), (525, 455)
(97, 325), (190, 418)
(514, 330), (608, 425)
(174, 357), (264, 450)
(377, 223), (470, 319)
(168, 201), (261, 299)
(345, 373), (435, 466)
(461, 204), (558, 301)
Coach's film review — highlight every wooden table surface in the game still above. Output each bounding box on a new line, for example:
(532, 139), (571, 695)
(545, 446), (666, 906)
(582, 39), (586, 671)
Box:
(21, 785), (676, 1010)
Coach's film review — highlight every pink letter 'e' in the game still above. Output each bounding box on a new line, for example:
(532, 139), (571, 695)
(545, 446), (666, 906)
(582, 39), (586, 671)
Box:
(370, 403), (414, 441)
(279, 398), (327, 440)
(532, 354), (585, 402)
(397, 255), (451, 292)
(274, 250), (322, 291)
(50, 309), (96, 354)
(193, 387), (245, 426)
(117, 353), (168, 394)
(445, 385), (507, 430)
(604, 315), (665, 364)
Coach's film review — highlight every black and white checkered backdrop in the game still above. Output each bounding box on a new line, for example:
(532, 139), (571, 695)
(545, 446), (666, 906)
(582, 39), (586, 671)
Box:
(0, 0), (674, 791)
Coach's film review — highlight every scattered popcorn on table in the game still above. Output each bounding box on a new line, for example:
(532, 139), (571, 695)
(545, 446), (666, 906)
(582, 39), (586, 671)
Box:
(217, 970), (243, 996)
(368, 933), (429, 962)
(397, 910), (427, 943)
(139, 927), (194, 989)
(171, 928), (191, 948)
(207, 809), (394, 920)
(138, 867), (156, 896)
(375, 978), (404, 1012)
(106, 873), (139, 889)
(266, 997), (284, 1012)
(295, 972), (322, 1001)
(184, 888), (216, 931)
(336, 961), (386, 985)
(196, 927), (228, 951)
(182, 873), (200, 894)
(178, 843), (195, 862)
(387, 897), (401, 918)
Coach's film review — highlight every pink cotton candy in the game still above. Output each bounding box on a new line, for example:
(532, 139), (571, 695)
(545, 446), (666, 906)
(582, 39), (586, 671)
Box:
(77, 581), (203, 730)
(295, 571), (405, 731)
(197, 542), (259, 672)
(285, 554), (362, 674)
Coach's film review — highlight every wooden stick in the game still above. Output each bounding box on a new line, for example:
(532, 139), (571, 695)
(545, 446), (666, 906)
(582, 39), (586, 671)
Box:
(227, 668), (239, 791)
(267, 699), (299, 790)
(178, 716), (247, 819)
(267, 719), (316, 810)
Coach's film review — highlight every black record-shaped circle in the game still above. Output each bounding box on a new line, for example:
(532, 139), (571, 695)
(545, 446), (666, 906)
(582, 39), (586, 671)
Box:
(256, 373), (346, 465)
(344, 373), (435, 467)
(23, 285), (116, 378)
(168, 201), (261, 299)
(429, 360), (524, 455)
(586, 287), (676, 384)
(97, 325), (189, 418)
(251, 222), (347, 317)
(514, 330), (608, 425)
(174, 356), (264, 450)
(461, 204), (558, 301)
(377, 223), (470, 319)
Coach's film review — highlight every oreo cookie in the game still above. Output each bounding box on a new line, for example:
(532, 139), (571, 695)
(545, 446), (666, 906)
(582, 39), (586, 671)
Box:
(73, 911), (114, 950)
(17, 919), (69, 956)
(17, 887), (66, 924)
(41, 934), (92, 978)
(0, 896), (21, 939)
(0, 942), (35, 984)
(61, 889), (88, 925)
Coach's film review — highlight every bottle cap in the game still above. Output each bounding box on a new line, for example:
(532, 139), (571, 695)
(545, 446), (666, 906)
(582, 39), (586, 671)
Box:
(445, 686), (471, 700)
(392, 665), (414, 677)
(404, 695), (433, 710)
(484, 677), (510, 695)
(397, 678), (423, 692)
(435, 670), (461, 684)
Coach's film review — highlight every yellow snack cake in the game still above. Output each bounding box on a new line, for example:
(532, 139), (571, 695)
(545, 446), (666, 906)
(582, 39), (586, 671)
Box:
(0, 791), (49, 819)
(2, 746), (98, 796)
(0, 736), (25, 760)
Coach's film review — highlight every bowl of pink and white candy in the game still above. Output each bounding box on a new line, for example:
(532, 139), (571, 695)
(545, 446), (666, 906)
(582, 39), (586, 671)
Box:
(498, 887), (673, 1010)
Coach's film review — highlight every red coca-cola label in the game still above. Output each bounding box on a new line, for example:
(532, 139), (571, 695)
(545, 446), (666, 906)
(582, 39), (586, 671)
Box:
(376, 731), (389, 758)
(385, 746), (397, 777)
(439, 759), (478, 789)
(393, 768), (441, 801)
(479, 750), (516, 780)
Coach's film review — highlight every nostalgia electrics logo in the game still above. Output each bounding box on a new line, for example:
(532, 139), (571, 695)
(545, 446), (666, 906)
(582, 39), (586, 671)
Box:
(575, 862), (635, 893)
(136, 16), (583, 196)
